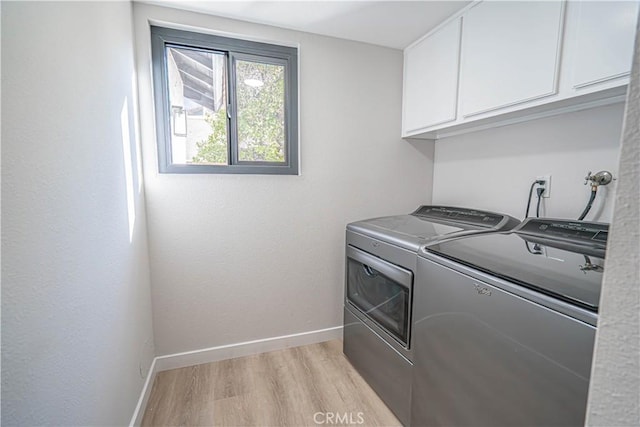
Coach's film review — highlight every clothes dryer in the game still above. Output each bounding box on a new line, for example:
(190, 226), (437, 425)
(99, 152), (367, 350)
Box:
(344, 206), (519, 425)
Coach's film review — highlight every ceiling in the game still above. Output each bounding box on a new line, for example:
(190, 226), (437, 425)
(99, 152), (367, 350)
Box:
(141, 1), (471, 49)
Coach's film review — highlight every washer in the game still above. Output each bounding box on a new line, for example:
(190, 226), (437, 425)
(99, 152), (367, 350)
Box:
(343, 206), (519, 426)
(411, 218), (608, 426)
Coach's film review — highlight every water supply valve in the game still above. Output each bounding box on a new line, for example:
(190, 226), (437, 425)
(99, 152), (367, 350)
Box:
(584, 170), (614, 188)
(578, 170), (615, 220)
(579, 258), (604, 274)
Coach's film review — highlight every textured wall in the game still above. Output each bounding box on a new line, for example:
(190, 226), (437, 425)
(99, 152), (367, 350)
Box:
(133, 3), (434, 355)
(1, 2), (155, 424)
(586, 17), (640, 427)
(432, 103), (625, 222)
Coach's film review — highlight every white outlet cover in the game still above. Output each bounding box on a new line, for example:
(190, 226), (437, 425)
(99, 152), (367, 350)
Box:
(536, 175), (552, 198)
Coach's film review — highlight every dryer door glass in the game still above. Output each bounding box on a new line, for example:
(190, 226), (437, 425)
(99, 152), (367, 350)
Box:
(346, 255), (412, 347)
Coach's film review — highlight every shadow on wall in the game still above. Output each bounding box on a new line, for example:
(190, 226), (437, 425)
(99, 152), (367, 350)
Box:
(430, 103), (625, 222)
(433, 103), (625, 163)
(406, 138), (436, 164)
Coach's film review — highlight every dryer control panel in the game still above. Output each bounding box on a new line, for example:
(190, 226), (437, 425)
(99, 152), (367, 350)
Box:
(412, 205), (505, 228)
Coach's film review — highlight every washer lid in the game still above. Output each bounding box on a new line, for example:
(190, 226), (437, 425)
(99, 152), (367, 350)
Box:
(424, 221), (608, 312)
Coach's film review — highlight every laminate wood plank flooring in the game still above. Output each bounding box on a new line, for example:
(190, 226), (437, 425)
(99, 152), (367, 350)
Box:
(142, 340), (401, 426)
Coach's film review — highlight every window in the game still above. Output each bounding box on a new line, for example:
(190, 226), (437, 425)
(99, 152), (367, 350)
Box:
(150, 26), (298, 174)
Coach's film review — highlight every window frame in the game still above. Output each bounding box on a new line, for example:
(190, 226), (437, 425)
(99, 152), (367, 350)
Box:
(150, 26), (299, 175)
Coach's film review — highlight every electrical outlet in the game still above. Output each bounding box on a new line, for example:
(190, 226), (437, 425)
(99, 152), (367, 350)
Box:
(536, 175), (551, 198)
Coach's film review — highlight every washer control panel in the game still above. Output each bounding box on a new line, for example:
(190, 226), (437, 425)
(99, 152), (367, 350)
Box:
(517, 218), (609, 244)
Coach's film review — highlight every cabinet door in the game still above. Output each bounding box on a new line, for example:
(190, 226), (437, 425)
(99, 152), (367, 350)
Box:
(403, 17), (461, 134)
(570, 1), (639, 89)
(459, 1), (565, 117)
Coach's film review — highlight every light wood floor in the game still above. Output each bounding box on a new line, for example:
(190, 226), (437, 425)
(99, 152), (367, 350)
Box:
(142, 340), (401, 426)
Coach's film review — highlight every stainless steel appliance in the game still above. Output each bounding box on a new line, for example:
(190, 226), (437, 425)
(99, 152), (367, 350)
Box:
(411, 218), (608, 426)
(344, 206), (519, 426)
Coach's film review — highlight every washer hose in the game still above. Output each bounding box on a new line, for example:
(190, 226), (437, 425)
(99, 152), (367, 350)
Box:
(578, 186), (598, 220)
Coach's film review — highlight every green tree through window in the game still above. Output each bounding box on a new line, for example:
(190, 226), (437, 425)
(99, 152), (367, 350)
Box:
(192, 61), (286, 164)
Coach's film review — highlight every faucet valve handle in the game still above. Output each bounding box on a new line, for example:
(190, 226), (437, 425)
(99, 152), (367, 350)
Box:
(579, 262), (604, 274)
(584, 170), (614, 187)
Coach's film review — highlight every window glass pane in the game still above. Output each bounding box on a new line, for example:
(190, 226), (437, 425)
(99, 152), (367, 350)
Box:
(235, 60), (286, 163)
(166, 46), (228, 165)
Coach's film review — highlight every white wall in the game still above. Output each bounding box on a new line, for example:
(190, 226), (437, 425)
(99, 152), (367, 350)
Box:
(587, 17), (640, 426)
(432, 103), (625, 222)
(133, 3), (434, 355)
(1, 2), (154, 424)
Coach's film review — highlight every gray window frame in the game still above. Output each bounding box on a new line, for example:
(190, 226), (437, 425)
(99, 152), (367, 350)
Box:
(150, 26), (299, 175)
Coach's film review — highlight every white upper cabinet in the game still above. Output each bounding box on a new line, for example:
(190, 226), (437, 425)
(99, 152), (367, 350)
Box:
(569, 1), (639, 89)
(459, 1), (565, 117)
(403, 17), (462, 134)
(402, 0), (639, 140)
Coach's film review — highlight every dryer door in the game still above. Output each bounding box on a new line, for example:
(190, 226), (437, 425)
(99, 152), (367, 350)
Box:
(346, 245), (413, 348)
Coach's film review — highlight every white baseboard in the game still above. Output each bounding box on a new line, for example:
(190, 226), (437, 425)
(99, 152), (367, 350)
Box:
(129, 325), (343, 425)
(129, 357), (158, 427)
(155, 325), (343, 372)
